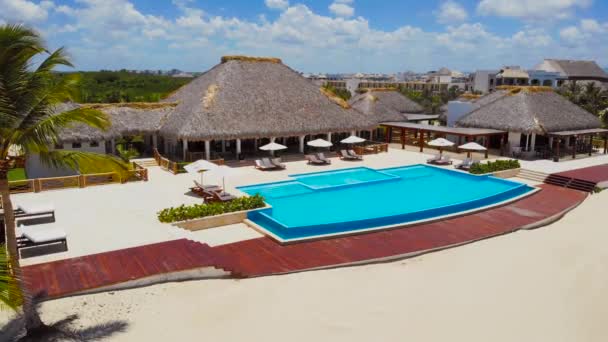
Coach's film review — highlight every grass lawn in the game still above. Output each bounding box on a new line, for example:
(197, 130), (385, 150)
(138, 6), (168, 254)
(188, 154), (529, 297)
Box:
(8, 168), (27, 181)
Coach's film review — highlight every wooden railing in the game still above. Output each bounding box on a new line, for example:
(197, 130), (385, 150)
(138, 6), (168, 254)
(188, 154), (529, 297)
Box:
(153, 148), (223, 174)
(353, 142), (389, 155)
(8, 161), (149, 194)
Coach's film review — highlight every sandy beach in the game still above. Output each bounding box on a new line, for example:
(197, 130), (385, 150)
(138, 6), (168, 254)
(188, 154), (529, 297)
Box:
(1, 190), (606, 341)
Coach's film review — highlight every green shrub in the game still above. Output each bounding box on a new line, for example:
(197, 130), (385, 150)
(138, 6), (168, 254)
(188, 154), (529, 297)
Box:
(157, 194), (265, 223)
(469, 159), (520, 175)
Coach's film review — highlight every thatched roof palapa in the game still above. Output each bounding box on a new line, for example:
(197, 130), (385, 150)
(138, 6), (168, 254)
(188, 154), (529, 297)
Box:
(159, 56), (375, 141)
(57, 103), (176, 143)
(456, 87), (602, 135)
(349, 89), (424, 123)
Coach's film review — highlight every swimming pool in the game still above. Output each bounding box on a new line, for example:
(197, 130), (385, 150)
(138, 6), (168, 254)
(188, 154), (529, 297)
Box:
(238, 165), (536, 242)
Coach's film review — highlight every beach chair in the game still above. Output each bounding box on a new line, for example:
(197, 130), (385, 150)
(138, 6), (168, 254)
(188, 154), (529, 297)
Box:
(432, 155), (452, 165)
(306, 154), (326, 165)
(456, 158), (472, 170)
(16, 223), (68, 258)
(339, 150), (360, 161)
(207, 190), (236, 202)
(347, 150), (363, 160)
(190, 180), (221, 196)
(427, 153), (441, 164)
(270, 158), (286, 169)
(255, 159), (275, 170)
(14, 203), (55, 221)
(317, 153), (331, 164)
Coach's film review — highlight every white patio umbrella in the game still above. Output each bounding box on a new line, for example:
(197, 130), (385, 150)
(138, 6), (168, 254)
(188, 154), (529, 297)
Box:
(259, 142), (287, 156)
(341, 135), (365, 144)
(307, 139), (333, 148)
(428, 138), (454, 156)
(184, 159), (219, 185)
(206, 165), (240, 195)
(459, 142), (487, 158)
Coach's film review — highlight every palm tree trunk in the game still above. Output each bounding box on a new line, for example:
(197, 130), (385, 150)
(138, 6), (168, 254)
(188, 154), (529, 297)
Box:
(0, 171), (45, 331)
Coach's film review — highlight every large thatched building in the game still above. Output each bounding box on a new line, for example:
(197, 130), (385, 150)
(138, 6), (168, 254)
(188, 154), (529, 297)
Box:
(456, 87), (608, 160)
(56, 56), (376, 161)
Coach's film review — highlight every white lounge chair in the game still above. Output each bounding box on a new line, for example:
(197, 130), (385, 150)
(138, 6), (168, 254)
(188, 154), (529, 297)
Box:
(431, 155), (452, 165)
(15, 203), (55, 221)
(427, 153), (441, 163)
(347, 150), (363, 159)
(16, 224), (68, 257)
(306, 154), (326, 165)
(270, 158), (286, 169)
(317, 153), (331, 164)
(255, 159), (275, 170)
(340, 150), (361, 161)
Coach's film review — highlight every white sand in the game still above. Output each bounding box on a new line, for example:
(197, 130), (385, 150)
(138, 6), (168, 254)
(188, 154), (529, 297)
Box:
(2, 190), (606, 341)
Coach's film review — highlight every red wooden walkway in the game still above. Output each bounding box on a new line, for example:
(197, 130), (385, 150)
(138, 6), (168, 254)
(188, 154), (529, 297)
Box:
(23, 184), (587, 298)
(555, 164), (608, 185)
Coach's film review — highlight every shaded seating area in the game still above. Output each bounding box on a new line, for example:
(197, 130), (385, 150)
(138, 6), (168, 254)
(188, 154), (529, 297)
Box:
(381, 121), (507, 159)
(255, 158), (286, 170)
(338, 149), (363, 160)
(547, 129), (608, 162)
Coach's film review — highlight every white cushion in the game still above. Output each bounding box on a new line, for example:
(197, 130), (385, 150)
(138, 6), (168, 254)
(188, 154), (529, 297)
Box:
(17, 203), (54, 215)
(21, 225), (66, 243)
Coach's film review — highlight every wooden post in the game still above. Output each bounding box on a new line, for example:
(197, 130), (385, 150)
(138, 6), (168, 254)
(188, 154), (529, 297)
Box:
(419, 130), (424, 152)
(400, 128), (405, 149)
(34, 179), (41, 193)
(484, 135), (490, 159)
(572, 135), (577, 159)
(384, 126), (390, 143)
(78, 174), (86, 188)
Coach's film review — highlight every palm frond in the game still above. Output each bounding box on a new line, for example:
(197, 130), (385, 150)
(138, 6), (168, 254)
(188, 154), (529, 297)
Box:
(37, 150), (131, 179)
(0, 245), (22, 311)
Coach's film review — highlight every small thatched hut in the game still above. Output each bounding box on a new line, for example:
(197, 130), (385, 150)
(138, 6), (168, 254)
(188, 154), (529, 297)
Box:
(349, 89), (423, 117)
(159, 56), (376, 160)
(456, 87), (605, 157)
(348, 92), (406, 123)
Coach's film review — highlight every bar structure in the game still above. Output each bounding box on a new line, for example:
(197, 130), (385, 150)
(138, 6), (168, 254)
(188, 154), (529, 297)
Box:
(547, 128), (608, 162)
(380, 121), (507, 158)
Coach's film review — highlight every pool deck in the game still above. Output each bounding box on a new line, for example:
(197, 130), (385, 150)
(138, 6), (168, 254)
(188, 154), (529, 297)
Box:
(23, 184), (588, 299)
(553, 164), (608, 188)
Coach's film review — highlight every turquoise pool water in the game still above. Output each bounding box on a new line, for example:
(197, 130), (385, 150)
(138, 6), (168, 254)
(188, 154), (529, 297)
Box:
(238, 165), (534, 242)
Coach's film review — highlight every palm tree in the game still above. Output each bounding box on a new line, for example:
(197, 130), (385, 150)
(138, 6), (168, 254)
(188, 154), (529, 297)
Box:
(0, 245), (21, 311)
(0, 24), (128, 335)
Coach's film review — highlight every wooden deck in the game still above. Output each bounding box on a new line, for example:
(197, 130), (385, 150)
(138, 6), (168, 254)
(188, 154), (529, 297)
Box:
(23, 184), (587, 299)
(555, 164), (608, 185)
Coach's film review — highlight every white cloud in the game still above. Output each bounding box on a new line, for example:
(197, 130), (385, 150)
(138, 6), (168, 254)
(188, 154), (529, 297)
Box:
(436, 1), (468, 24)
(0, 0), (54, 22)
(265, 0), (289, 10)
(477, 0), (592, 20)
(329, 1), (355, 18)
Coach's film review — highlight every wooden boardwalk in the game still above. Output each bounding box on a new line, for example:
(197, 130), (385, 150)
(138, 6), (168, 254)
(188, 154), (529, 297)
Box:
(23, 184), (587, 298)
(555, 164), (608, 185)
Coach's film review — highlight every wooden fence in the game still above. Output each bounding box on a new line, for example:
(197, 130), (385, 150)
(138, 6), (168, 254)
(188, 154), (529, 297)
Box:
(8, 162), (148, 194)
(153, 148), (224, 174)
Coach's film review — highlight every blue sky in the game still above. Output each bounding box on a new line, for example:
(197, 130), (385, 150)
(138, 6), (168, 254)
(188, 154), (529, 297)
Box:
(1, 0), (607, 73)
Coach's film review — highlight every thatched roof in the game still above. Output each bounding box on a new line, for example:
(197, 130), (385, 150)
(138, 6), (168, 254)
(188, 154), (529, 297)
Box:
(159, 57), (375, 141)
(57, 103), (175, 143)
(348, 92), (407, 123)
(350, 89), (423, 115)
(537, 59), (608, 80)
(456, 88), (602, 134)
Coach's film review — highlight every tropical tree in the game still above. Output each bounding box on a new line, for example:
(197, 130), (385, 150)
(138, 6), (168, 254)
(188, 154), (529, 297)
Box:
(558, 81), (608, 125)
(0, 24), (128, 336)
(0, 245), (21, 311)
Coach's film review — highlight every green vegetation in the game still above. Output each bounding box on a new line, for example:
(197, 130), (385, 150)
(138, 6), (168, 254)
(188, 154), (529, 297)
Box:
(558, 82), (608, 126)
(54, 71), (192, 103)
(158, 194), (266, 223)
(470, 159), (521, 175)
(7, 168), (26, 181)
(323, 84), (352, 101)
(0, 24), (130, 336)
(398, 85), (462, 114)
(0, 245), (22, 311)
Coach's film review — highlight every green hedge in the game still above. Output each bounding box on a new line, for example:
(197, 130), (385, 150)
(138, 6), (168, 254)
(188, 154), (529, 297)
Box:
(158, 194), (265, 223)
(470, 159), (520, 175)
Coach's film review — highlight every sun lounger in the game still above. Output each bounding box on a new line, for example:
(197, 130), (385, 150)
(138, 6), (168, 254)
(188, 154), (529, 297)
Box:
(270, 158), (286, 169)
(427, 153), (441, 163)
(206, 190), (236, 202)
(306, 154), (326, 165)
(339, 150), (361, 161)
(430, 155), (452, 165)
(456, 158), (473, 170)
(347, 150), (363, 160)
(317, 153), (331, 164)
(190, 180), (221, 196)
(16, 224), (68, 257)
(255, 159), (275, 170)
(14, 203), (55, 221)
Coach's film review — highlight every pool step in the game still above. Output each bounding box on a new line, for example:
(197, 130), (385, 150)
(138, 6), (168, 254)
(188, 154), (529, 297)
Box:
(518, 169), (549, 182)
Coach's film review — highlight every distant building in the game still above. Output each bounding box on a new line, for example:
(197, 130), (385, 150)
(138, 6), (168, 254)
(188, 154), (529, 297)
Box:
(472, 70), (498, 94)
(534, 59), (608, 86)
(527, 70), (564, 87)
(495, 66), (529, 86)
